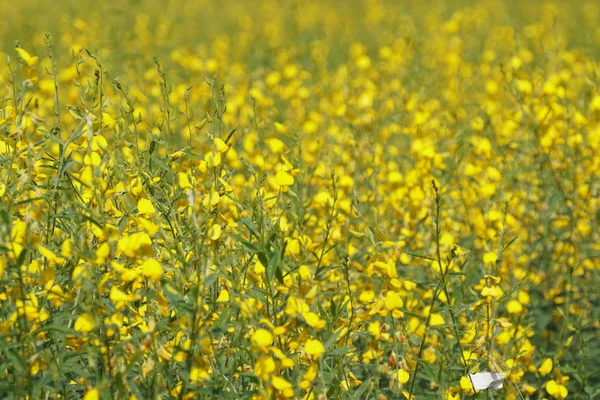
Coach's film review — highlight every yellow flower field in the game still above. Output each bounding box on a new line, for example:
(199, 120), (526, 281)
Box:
(0, 0), (599, 399)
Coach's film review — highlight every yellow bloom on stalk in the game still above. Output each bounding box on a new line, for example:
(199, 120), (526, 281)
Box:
(385, 291), (405, 317)
(190, 366), (210, 382)
(110, 286), (135, 308)
(208, 224), (222, 240)
(137, 198), (155, 215)
(481, 285), (504, 300)
(101, 113), (116, 129)
(393, 369), (410, 386)
(74, 313), (95, 334)
(341, 371), (363, 391)
(83, 388), (99, 400)
(0, 258), (6, 279)
(271, 376), (292, 391)
(368, 320), (381, 340)
(482, 251), (497, 267)
(506, 299), (524, 314)
(216, 288), (229, 302)
(254, 356), (276, 381)
(178, 172), (193, 189)
(266, 138), (286, 154)
(38, 245), (62, 266)
(275, 170), (294, 188)
(304, 338), (325, 359)
(141, 258), (163, 281)
(428, 313), (445, 326)
(460, 376), (474, 394)
(385, 291), (404, 311)
(214, 137), (229, 153)
(299, 362), (319, 389)
(538, 358), (553, 376)
(516, 79), (533, 95)
(273, 122), (288, 133)
(205, 150), (221, 167)
(203, 191), (220, 209)
(117, 232), (153, 258)
(590, 95), (600, 111)
(302, 311), (326, 330)
(521, 383), (537, 395)
(251, 329), (273, 349)
(446, 390), (460, 400)
(15, 48), (38, 67)
(545, 380), (568, 399)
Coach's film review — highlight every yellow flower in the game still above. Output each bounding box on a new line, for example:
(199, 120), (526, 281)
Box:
(394, 369), (410, 385)
(203, 191), (220, 209)
(38, 245), (62, 266)
(274, 122), (288, 133)
(216, 289), (229, 303)
(460, 376), (474, 394)
(482, 251), (497, 266)
(507, 299), (524, 314)
(15, 48), (38, 67)
(538, 358), (553, 376)
(301, 362), (318, 388)
(251, 329), (273, 348)
(141, 258), (163, 281)
(545, 380), (568, 399)
(208, 224), (222, 240)
(385, 291), (404, 311)
(275, 170), (294, 188)
(110, 286), (135, 303)
(302, 312), (326, 330)
(590, 95), (600, 111)
(254, 356), (276, 381)
(368, 321), (381, 340)
(481, 285), (503, 299)
(305, 338), (325, 359)
(429, 313), (445, 326)
(272, 376), (292, 391)
(179, 172), (193, 189)
(137, 198), (155, 215)
(117, 232), (152, 258)
(266, 138), (286, 153)
(205, 150), (221, 167)
(74, 313), (95, 334)
(83, 388), (99, 400)
(101, 113), (116, 129)
(214, 138), (229, 152)
(446, 390), (460, 400)
(522, 383), (537, 395)
(190, 367), (210, 382)
(516, 79), (533, 94)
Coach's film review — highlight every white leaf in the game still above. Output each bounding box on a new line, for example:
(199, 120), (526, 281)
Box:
(468, 372), (505, 391)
